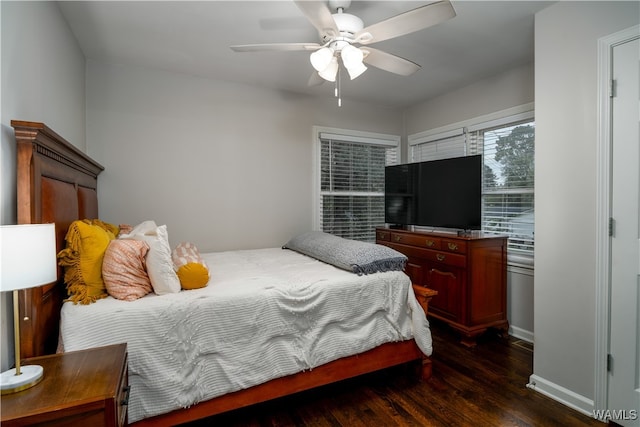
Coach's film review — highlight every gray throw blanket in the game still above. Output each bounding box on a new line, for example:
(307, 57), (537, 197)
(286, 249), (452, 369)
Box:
(283, 231), (407, 275)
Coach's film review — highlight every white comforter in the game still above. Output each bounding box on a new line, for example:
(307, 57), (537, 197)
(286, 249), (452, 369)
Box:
(60, 248), (432, 423)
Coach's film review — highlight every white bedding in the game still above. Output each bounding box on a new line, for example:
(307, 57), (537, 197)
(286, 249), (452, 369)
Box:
(60, 247), (432, 423)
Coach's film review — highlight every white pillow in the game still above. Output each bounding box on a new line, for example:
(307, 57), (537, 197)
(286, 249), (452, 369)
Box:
(123, 222), (181, 295)
(120, 220), (158, 239)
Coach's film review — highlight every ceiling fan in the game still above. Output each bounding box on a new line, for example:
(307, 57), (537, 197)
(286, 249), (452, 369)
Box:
(230, 0), (456, 91)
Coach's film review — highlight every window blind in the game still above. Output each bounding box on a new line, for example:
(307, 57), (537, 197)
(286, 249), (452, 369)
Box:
(477, 121), (535, 254)
(319, 135), (399, 242)
(410, 128), (467, 162)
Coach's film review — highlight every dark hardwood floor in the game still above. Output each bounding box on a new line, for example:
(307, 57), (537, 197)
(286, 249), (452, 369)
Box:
(182, 321), (603, 426)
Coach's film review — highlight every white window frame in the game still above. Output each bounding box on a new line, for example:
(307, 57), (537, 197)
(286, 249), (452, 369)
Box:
(312, 126), (401, 238)
(408, 103), (534, 157)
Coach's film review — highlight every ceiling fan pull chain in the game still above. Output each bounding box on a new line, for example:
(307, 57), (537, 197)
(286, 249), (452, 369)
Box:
(337, 67), (342, 107)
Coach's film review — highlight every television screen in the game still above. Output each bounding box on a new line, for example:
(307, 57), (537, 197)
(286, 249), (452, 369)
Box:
(384, 155), (482, 230)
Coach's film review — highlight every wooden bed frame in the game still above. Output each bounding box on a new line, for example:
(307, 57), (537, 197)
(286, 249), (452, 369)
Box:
(12, 120), (436, 426)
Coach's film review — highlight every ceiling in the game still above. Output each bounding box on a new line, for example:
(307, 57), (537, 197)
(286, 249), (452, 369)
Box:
(57, 1), (552, 109)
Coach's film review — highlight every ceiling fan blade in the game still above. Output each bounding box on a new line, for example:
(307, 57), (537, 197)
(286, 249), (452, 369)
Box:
(355, 0), (456, 45)
(362, 47), (421, 76)
(308, 72), (325, 87)
(230, 43), (321, 52)
(294, 0), (339, 40)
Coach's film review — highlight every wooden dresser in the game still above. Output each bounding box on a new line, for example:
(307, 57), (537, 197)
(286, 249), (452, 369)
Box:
(1, 344), (129, 426)
(377, 227), (508, 346)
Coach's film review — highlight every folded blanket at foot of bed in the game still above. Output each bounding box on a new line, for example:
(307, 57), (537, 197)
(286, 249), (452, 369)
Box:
(283, 231), (407, 275)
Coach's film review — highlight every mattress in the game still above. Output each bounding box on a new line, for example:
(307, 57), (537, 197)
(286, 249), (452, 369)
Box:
(60, 247), (432, 423)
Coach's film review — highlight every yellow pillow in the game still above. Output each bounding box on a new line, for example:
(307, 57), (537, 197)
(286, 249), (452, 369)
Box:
(176, 263), (210, 290)
(91, 219), (119, 237)
(58, 219), (117, 304)
(171, 242), (210, 290)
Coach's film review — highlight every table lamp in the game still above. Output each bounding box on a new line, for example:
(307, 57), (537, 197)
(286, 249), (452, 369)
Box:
(0, 223), (56, 394)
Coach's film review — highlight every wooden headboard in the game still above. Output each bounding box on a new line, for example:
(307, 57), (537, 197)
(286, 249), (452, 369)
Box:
(12, 120), (104, 359)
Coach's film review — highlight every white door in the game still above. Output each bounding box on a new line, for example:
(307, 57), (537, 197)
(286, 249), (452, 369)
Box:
(609, 35), (640, 427)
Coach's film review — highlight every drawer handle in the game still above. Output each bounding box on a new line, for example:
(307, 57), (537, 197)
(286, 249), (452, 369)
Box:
(436, 254), (446, 262)
(121, 385), (131, 406)
(448, 243), (459, 251)
(425, 239), (435, 247)
(430, 268), (456, 279)
(394, 235), (402, 242)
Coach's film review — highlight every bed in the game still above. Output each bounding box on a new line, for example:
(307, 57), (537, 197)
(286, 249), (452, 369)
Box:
(12, 120), (437, 426)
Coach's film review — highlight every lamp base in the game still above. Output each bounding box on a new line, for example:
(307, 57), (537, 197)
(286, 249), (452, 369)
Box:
(0, 364), (44, 394)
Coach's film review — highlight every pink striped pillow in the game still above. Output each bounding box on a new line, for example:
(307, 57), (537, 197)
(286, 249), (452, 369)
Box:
(103, 239), (152, 301)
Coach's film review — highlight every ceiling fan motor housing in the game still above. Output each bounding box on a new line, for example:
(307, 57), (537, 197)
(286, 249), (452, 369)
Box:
(332, 12), (364, 38)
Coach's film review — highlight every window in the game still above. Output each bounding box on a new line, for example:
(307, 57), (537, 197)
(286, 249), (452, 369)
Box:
(411, 128), (467, 160)
(475, 120), (535, 254)
(315, 128), (400, 242)
(409, 107), (535, 256)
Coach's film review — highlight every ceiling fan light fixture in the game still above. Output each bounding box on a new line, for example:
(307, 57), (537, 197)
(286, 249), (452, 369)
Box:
(340, 44), (367, 79)
(340, 44), (362, 66)
(346, 61), (367, 80)
(232, 0), (457, 104)
(310, 47), (334, 72)
(318, 57), (339, 82)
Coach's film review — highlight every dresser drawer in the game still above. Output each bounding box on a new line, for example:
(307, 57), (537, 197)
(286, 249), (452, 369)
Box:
(441, 239), (467, 254)
(376, 230), (390, 241)
(389, 232), (441, 249)
(425, 250), (466, 268)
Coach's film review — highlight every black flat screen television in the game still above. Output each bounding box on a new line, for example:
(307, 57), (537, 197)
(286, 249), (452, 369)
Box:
(385, 155), (482, 230)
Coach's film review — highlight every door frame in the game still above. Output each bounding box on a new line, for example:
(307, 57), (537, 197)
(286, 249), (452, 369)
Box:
(595, 24), (640, 412)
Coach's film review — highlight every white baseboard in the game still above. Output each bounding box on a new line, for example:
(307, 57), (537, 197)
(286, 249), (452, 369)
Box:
(509, 325), (534, 343)
(527, 375), (595, 417)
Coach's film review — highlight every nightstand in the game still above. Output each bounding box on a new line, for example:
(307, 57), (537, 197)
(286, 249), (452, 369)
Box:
(1, 343), (129, 427)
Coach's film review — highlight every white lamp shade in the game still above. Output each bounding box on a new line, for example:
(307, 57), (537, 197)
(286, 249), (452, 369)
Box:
(318, 57), (339, 82)
(341, 44), (364, 67)
(346, 61), (367, 80)
(0, 224), (57, 292)
(310, 47), (334, 72)
(341, 45), (367, 80)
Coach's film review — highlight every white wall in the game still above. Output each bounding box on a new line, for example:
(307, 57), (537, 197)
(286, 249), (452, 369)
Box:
(403, 63), (536, 339)
(404, 63), (534, 143)
(531, 1), (639, 413)
(508, 267), (534, 341)
(0, 1), (86, 371)
(85, 60), (403, 252)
